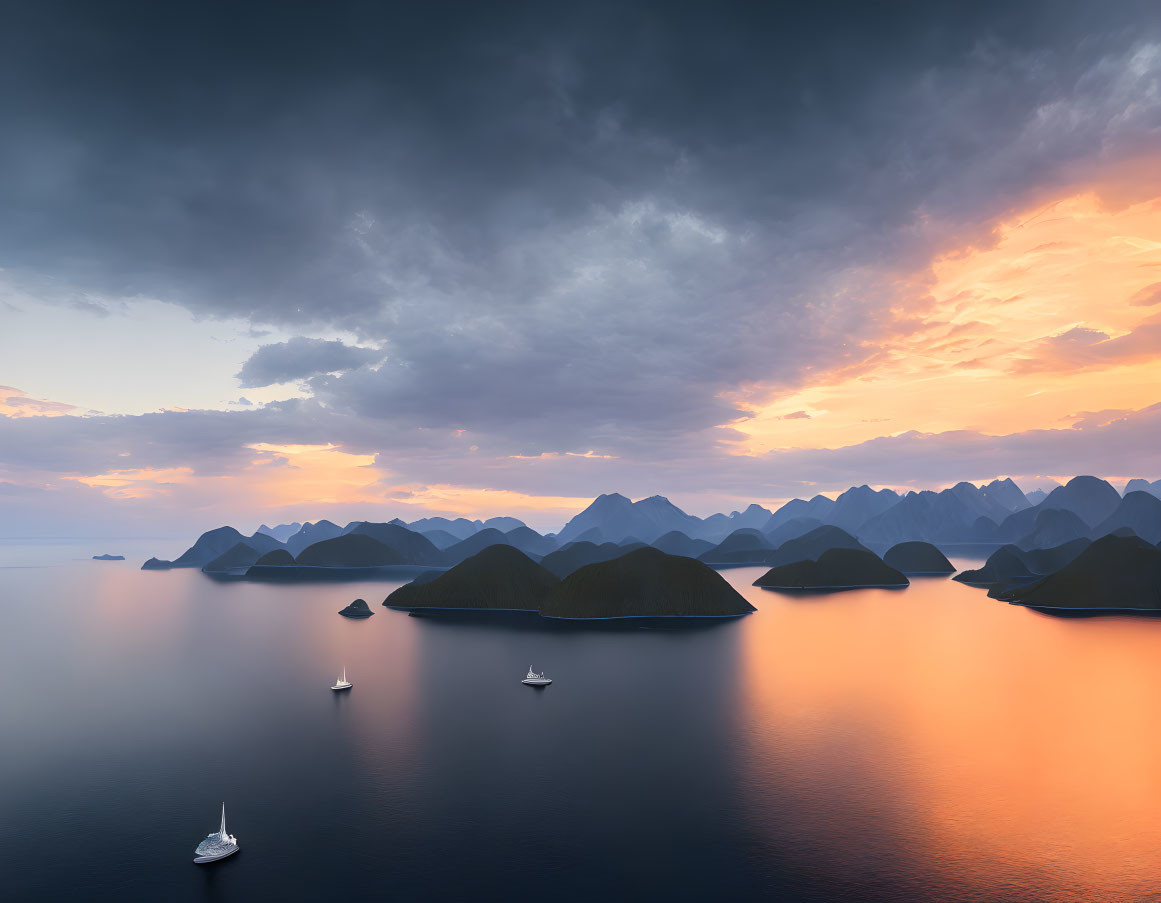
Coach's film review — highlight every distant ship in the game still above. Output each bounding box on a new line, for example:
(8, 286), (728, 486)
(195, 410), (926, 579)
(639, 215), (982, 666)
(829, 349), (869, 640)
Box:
(522, 667), (552, 686)
(193, 802), (239, 864)
(331, 666), (352, 691)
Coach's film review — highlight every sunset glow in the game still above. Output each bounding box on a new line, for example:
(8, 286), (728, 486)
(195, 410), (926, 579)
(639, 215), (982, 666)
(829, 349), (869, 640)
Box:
(733, 189), (1161, 454)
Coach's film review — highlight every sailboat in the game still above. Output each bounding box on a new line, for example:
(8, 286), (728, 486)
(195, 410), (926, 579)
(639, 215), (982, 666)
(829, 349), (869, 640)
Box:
(522, 667), (552, 686)
(331, 666), (352, 691)
(193, 802), (239, 863)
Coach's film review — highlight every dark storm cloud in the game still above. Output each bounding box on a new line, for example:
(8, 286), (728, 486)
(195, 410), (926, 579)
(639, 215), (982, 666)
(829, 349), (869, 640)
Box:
(2, 1), (1161, 457)
(235, 337), (382, 387)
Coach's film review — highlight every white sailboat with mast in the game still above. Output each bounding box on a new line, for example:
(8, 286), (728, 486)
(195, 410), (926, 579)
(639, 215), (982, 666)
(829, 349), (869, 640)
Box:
(193, 802), (239, 863)
(331, 666), (352, 691)
(522, 667), (551, 686)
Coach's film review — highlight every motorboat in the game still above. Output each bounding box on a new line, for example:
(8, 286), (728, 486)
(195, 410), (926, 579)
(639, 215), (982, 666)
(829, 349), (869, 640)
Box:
(331, 666), (352, 691)
(193, 802), (239, 864)
(522, 667), (552, 686)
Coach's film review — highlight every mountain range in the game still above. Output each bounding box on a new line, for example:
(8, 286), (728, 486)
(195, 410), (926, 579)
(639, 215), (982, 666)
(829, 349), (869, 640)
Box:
(147, 475), (1161, 577)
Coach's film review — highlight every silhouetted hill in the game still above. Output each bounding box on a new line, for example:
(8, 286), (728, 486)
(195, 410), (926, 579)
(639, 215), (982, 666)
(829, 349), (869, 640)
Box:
(556, 493), (700, 544)
(994, 534), (1161, 611)
(256, 522), (302, 542)
(441, 528), (512, 566)
(253, 548), (294, 566)
(883, 542), (954, 575)
(347, 522), (443, 565)
(540, 541), (636, 578)
(948, 481), (1022, 523)
(696, 503), (774, 541)
(858, 481), (1028, 545)
(483, 516), (526, 532)
(754, 548), (908, 590)
(980, 478), (1030, 512)
(92, 554), (124, 561)
(404, 516), (481, 540)
(1021, 538), (1091, 574)
(1039, 475), (1122, 526)
(339, 598), (374, 618)
(165, 526), (283, 568)
(699, 528), (773, 564)
(386, 545), (558, 611)
(1016, 508), (1090, 549)
(953, 546), (1033, 586)
(966, 516), (1001, 542)
(1025, 488), (1050, 505)
(417, 528), (460, 550)
(285, 520), (343, 556)
(142, 557), (172, 570)
(295, 534), (405, 567)
(857, 490), (979, 545)
(202, 542), (262, 573)
(539, 547), (755, 619)
(1125, 478), (1161, 500)
(824, 485), (900, 532)
(571, 526), (608, 545)
(766, 526), (870, 568)
(763, 495), (836, 534)
(1093, 491), (1161, 544)
(763, 516), (824, 547)
(651, 530), (715, 558)
(504, 525), (557, 557)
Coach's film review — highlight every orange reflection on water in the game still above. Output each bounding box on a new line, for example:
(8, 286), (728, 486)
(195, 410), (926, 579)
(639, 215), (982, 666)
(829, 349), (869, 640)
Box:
(732, 569), (1161, 900)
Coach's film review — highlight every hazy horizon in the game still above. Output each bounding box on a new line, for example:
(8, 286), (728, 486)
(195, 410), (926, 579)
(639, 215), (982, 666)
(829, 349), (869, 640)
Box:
(1, 474), (1147, 541)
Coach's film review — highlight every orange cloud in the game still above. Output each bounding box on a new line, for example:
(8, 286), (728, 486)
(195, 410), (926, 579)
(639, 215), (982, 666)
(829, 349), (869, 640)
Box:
(243, 443), (383, 507)
(1130, 281), (1161, 306)
(386, 484), (592, 521)
(731, 187), (1161, 454)
(70, 467), (195, 498)
(0, 386), (77, 418)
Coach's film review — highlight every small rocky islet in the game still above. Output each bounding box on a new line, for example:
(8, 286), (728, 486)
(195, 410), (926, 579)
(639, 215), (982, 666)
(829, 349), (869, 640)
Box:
(338, 598), (374, 618)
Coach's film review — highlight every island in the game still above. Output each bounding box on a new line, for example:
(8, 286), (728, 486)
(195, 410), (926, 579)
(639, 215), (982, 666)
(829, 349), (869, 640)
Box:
(882, 541), (954, 575)
(202, 542), (262, 574)
(764, 525), (871, 568)
(539, 540), (644, 578)
(294, 534), (405, 567)
(339, 598), (374, 618)
(385, 544), (559, 611)
(992, 534), (1161, 612)
(1020, 538), (1091, 575)
(753, 548), (909, 590)
(538, 547), (755, 619)
(952, 545), (1033, 586)
(252, 548), (295, 566)
(92, 554), (125, 561)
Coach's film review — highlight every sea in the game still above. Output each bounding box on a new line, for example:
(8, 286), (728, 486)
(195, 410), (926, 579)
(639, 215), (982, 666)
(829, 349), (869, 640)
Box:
(2, 538), (1161, 902)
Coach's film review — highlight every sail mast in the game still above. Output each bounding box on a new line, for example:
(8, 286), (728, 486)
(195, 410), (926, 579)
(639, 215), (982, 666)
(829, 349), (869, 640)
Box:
(220, 802), (227, 838)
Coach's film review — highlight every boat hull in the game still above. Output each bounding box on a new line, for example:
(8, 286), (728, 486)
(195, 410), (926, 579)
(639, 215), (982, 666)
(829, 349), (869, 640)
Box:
(194, 846), (239, 864)
(522, 678), (552, 686)
(331, 683), (352, 691)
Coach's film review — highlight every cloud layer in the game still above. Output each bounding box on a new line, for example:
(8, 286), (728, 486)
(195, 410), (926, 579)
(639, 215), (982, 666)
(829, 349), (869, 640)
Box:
(236, 338), (382, 387)
(2, 2), (1161, 532)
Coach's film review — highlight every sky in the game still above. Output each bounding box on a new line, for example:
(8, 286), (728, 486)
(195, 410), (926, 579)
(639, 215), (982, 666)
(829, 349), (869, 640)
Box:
(2, 0), (1161, 537)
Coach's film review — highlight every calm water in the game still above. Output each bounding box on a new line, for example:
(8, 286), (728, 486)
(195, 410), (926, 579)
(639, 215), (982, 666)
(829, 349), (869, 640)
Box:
(3, 541), (1161, 902)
